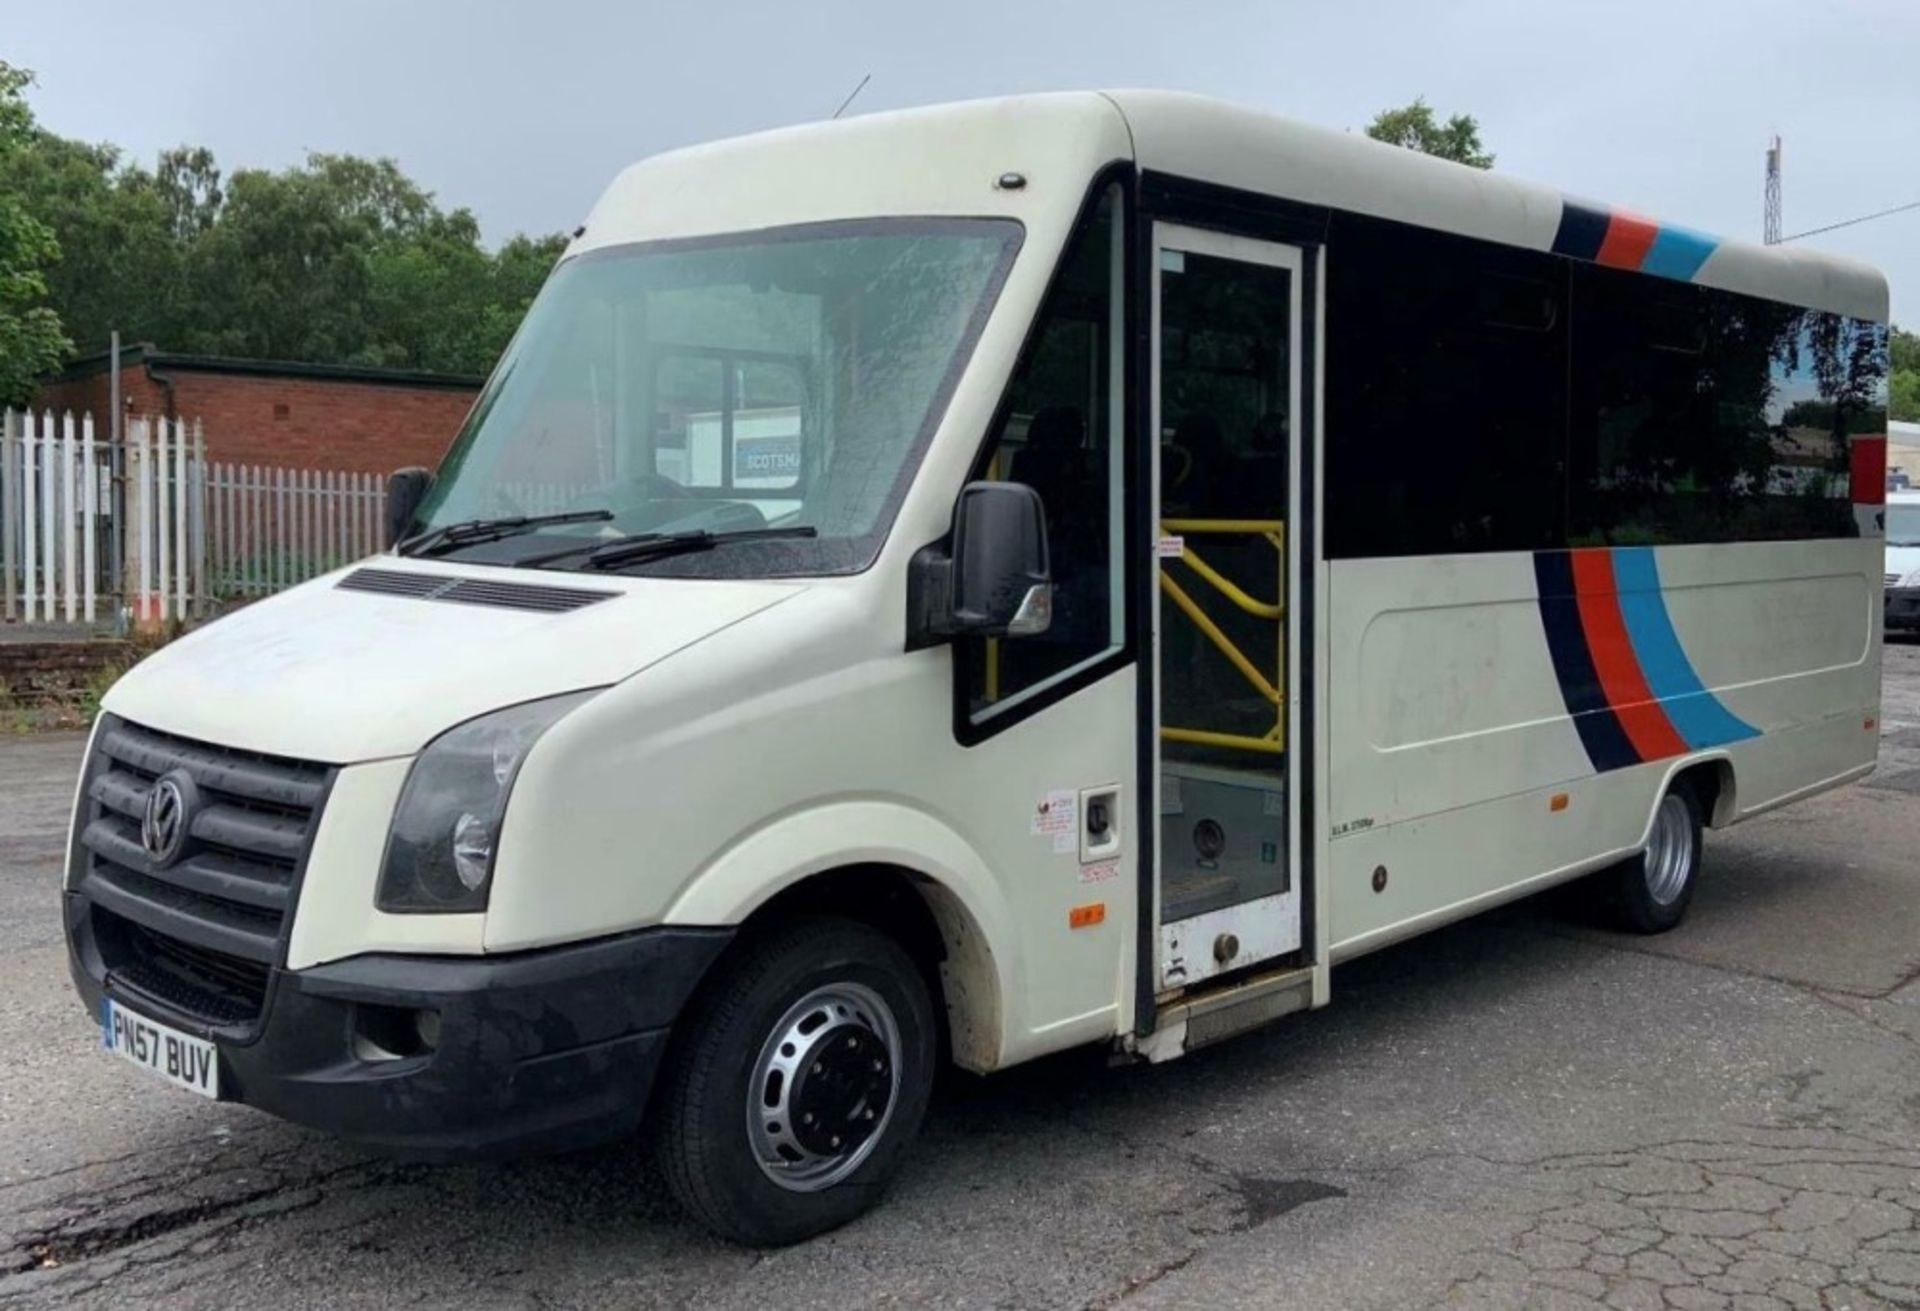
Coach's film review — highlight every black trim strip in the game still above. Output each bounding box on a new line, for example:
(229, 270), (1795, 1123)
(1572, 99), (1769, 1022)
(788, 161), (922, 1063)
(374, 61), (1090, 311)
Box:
(1297, 244), (1320, 979)
(1139, 172), (1331, 247)
(950, 163), (1137, 748)
(1532, 551), (1639, 772)
(1128, 172), (1158, 1037)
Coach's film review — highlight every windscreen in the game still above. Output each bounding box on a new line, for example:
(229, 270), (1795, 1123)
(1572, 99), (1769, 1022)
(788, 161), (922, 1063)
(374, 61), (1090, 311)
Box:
(412, 219), (1021, 575)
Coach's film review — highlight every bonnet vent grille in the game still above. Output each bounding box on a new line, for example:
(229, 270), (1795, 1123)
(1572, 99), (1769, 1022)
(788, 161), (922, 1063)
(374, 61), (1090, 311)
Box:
(336, 568), (615, 614)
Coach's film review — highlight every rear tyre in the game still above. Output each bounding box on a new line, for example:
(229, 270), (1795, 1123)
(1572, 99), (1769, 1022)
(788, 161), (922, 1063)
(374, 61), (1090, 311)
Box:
(1606, 782), (1704, 934)
(654, 917), (937, 1246)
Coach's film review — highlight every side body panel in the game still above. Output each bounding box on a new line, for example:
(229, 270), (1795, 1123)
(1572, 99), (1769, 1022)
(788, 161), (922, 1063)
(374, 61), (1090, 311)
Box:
(492, 587), (1138, 1071)
(1326, 539), (1881, 958)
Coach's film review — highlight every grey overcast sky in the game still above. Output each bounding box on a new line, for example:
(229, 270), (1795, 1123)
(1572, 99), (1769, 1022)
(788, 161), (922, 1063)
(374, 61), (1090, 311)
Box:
(5, 0), (1918, 320)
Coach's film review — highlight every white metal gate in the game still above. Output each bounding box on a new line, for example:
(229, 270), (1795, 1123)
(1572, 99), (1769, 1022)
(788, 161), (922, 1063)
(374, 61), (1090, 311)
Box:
(1, 408), (389, 627)
(0, 409), (108, 625)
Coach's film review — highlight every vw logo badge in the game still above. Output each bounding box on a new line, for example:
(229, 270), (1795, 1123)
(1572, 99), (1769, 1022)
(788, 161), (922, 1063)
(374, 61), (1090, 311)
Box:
(141, 771), (195, 867)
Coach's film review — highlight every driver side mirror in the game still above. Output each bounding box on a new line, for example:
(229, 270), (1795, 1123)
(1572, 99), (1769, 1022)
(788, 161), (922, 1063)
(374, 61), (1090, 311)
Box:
(386, 467), (435, 548)
(907, 481), (1053, 650)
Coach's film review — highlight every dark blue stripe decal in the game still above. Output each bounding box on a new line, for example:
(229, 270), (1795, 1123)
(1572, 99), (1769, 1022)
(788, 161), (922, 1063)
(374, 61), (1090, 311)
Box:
(1533, 551), (1641, 773)
(1551, 201), (1611, 261)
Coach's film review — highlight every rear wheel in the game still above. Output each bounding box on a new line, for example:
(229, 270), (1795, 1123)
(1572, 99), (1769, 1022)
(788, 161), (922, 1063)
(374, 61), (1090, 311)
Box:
(654, 917), (936, 1246)
(1606, 783), (1704, 934)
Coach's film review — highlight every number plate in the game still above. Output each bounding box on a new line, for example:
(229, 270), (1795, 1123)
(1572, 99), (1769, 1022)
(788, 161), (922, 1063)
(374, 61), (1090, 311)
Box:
(101, 999), (220, 1099)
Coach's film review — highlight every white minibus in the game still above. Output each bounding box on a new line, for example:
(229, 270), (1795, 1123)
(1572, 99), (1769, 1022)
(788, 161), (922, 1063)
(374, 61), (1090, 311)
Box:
(64, 91), (1890, 1245)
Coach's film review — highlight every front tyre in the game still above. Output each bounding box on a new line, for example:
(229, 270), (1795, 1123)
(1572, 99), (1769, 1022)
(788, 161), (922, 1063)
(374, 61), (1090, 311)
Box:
(1607, 782), (1705, 934)
(654, 917), (937, 1245)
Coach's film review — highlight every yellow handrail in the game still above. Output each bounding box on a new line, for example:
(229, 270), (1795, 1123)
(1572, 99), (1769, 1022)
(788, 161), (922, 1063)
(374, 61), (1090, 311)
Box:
(1159, 571), (1278, 704)
(1162, 725), (1285, 755)
(1162, 518), (1285, 535)
(1159, 518), (1286, 755)
(1175, 542), (1282, 620)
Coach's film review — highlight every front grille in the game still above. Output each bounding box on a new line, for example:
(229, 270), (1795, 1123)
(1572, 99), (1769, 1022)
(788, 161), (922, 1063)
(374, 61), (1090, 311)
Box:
(91, 908), (272, 1027)
(337, 567), (615, 613)
(77, 716), (330, 1030)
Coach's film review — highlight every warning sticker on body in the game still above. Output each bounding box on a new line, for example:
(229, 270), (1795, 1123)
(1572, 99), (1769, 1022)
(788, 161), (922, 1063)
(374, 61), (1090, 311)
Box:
(1080, 860), (1118, 885)
(1031, 789), (1078, 854)
(1156, 535), (1185, 559)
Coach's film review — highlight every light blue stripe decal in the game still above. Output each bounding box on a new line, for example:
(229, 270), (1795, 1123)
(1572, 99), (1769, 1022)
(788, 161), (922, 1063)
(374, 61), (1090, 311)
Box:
(1611, 547), (1759, 748)
(1640, 226), (1719, 282)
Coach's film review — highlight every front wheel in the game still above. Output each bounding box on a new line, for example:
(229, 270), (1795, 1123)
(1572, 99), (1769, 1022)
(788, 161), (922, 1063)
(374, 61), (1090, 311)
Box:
(1605, 782), (1705, 934)
(653, 917), (937, 1246)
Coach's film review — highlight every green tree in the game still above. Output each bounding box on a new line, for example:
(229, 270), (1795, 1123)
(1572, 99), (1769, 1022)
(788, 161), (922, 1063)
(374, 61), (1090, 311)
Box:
(1891, 326), (1919, 422)
(166, 152), (562, 372)
(0, 62), (70, 405)
(177, 160), (390, 361)
(1, 68), (566, 382)
(1365, 98), (1495, 169)
(1892, 325), (1920, 373)
(155, 146), (223, 241)
(0, 130), (184, 355)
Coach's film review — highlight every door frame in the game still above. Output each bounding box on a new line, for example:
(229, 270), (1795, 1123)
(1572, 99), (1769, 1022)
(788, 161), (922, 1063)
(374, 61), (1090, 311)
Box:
(1131, 191), (1326, 1031)
(1150, 221), (1306, 986)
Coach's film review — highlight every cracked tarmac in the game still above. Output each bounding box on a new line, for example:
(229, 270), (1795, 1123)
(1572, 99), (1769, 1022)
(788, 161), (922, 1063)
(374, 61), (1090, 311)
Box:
(0, 642), (1916, 1308)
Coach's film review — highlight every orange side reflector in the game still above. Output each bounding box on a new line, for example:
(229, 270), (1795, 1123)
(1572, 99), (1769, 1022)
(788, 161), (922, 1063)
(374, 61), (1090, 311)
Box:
(1068, 902), (1106, 929)
(1549, 793), (1569, 812)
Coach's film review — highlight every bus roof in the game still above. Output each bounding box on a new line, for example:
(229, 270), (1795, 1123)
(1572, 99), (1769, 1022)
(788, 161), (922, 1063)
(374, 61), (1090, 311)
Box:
(576, 91), (1887, 323)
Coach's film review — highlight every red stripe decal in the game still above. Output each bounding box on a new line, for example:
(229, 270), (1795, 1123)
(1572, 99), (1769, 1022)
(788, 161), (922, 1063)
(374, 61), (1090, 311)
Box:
(1595, 213), (1659, 270)
(1851, 435), (1886, 506)
(1570, 549), (1690, 762)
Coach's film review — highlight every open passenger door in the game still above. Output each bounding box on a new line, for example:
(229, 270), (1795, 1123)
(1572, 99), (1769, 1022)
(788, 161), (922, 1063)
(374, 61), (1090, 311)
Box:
(1150, 224), (1308, 994)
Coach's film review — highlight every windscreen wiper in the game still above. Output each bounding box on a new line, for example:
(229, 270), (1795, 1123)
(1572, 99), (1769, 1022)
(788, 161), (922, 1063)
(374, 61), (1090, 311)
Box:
(520, 525), (819, 571)
(398, 509), (613, 558)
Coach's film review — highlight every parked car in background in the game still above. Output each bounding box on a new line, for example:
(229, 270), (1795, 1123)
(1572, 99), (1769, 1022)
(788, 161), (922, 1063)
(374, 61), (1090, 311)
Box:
(1888, 490), (1920, 634)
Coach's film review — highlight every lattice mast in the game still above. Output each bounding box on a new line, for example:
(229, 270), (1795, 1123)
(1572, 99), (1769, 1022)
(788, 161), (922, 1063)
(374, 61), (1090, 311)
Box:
(1764, 135), (1783, 245)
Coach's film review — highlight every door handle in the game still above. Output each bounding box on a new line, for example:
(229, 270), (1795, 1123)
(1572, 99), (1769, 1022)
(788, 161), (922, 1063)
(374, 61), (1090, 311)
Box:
(1079, 785), (1122, 863)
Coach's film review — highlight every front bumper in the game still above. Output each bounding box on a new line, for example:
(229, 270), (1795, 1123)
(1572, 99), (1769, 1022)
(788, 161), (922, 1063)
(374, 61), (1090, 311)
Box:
(1886, 586), (1920, 631)
(67, 898), (731, 1158)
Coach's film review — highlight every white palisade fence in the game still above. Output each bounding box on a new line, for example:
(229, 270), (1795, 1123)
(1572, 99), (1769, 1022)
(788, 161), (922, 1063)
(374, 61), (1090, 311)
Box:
(125, 415), (201, 624)
(203, 458), (386, 601)
(1, 409), (107, 625)
(2, 408), (388, 627)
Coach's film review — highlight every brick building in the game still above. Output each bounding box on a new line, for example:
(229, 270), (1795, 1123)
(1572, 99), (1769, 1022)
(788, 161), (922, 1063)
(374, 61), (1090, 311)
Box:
(37, 345), (483, 474)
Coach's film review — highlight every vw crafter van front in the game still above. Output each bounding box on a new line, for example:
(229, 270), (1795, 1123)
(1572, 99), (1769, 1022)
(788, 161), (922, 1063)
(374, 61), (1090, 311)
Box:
(64, 94), (1137, 1244)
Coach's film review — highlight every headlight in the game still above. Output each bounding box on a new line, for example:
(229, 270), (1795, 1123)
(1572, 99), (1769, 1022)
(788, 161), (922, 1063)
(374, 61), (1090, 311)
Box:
(377, 690), (600, 913)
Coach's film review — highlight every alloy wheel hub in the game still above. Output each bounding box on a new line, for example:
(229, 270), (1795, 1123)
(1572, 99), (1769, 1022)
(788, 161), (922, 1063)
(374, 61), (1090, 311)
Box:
(748, 982), (902, 1192)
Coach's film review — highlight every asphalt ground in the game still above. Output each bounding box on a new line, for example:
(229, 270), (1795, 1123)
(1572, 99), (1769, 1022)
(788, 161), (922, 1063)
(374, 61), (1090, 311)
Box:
(1, 644), (1917, 1309)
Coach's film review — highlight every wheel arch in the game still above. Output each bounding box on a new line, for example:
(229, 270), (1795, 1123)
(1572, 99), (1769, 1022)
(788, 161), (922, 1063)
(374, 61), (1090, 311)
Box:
(1663, 754), (1737, 829)
(662, 801), (1018, 1073)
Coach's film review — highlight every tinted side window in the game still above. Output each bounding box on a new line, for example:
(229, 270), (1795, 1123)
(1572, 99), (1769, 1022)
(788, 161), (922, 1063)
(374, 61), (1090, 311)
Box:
(1568, 267), (1887, 545)
(1325, 214), (1568, 559)
(962, 186), (1125, 722)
